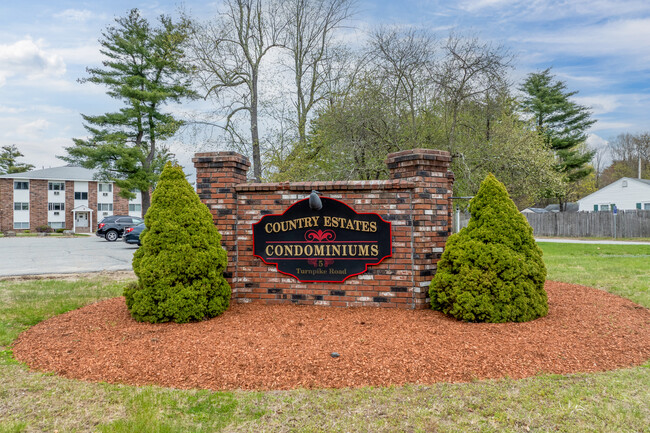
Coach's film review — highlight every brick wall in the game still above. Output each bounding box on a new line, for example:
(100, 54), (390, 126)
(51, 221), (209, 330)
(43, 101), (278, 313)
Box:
(29, 180), (48, 230)
(65, 181), (75, 229)
(0, 179), (12, 231)
(194, 149), (453, 310)
(89, 181), (98, 229)
(113, 187), (130, 215)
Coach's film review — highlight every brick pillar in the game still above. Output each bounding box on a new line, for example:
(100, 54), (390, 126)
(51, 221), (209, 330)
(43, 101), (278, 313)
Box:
(65, 181), (74, 230)
(30, 180), (48, 230)
(89, 181), (98, 228)
(386, 149), (453, 307)
(193, 152), (251, 284)
(113, 187), (129, 215)
(0, 179), (13, 231)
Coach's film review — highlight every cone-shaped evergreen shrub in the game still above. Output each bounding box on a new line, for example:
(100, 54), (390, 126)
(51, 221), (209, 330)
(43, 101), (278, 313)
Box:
(429, 174), (548, 323)
(124, 162), (231, 323)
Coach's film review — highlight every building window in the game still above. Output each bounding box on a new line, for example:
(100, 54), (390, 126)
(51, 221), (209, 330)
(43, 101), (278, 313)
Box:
(98, 203), (113, 211)
(48, 182), (65, 191)
(643, 203), (650, 210)
(13, 222), (29, 229)
(14, 181), (28, 190)
(129, 204), (142, 212)
(48, 222), (66, 229)
(599, 204), (610, 211)
(48, 203), (65, 211)
(98, 183), (113, 192)
(13, 202), (29, 211)
(74, 191), (88, 200)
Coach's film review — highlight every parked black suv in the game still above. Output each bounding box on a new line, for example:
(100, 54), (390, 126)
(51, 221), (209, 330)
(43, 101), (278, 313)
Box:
(96, 215), (144, 242)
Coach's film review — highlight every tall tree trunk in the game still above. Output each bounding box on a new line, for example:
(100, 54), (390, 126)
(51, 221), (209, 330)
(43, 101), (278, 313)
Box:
(142, 189), (151, 216)
(297, 114), (307, 147)
(251, 71), (262, 182)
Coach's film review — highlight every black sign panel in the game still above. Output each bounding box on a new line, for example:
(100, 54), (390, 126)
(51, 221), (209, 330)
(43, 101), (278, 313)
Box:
(253, 197), (392, 282)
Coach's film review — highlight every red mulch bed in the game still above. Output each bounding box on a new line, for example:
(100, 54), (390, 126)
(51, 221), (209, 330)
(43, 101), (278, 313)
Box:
(12, 281), (650, 391)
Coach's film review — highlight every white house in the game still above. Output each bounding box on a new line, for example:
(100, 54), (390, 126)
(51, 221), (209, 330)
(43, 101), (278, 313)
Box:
(577, 177), (650, 212)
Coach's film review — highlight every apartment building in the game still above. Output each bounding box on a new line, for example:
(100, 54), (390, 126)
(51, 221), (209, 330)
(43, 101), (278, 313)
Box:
(0, 166), (142, 233)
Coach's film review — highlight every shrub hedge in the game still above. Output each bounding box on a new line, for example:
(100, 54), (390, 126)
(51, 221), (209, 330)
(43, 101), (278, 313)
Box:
(124, 162), (231, 323)
(429, 174), (548, 322)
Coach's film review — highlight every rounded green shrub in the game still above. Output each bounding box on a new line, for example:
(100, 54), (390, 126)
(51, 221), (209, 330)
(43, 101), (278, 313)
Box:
(429, 174), (548, 323)
(124, 162), (231, 323)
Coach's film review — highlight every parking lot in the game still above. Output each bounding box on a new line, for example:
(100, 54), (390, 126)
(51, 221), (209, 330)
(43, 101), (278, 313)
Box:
(0, 235), (137, 277)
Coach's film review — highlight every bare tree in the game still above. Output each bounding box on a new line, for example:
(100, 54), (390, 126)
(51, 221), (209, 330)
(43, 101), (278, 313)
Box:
(368, 27), (437, 145)
(609, 132), (650, 179)
(590, 143), (608, 189)
(436, 33), (512, 155)
(609, 133), (636, 161)
(186, 0), (286, 181)
(281, 0), (356, 146)
(632, 132), (650, 178)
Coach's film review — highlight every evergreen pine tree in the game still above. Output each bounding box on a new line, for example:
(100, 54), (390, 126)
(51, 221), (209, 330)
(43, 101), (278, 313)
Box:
(520, 68), (596, 209)
(62, 9), (197, 214)
(429, 174), (548, 323)
(0, 145), (34, 174)
(125, 162), (231, 323)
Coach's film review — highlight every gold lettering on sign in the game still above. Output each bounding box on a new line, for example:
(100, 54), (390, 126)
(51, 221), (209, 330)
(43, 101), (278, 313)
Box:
(264, 216), (379, 234)
(264, 216), (322, 233)
(265, 243), (380, 258)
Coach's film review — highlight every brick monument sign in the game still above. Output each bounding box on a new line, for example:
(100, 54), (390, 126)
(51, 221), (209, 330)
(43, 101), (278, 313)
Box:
(193, 148), (453, 309)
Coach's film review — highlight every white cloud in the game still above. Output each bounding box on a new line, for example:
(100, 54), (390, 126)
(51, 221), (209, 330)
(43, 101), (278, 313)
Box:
(521, 18), (650, 68)
(9, 137), (73, 170)
(573, 95), (622, 115)
(459, 0), (519, 13)
(554, 72), (605, 85)
(53, 9), (95, 22)
(53, 41), (104, 66)
(586, 133), (613, 167)
(0, 105), (25, 114)
(589, 121), (636, 132)
(0, 38), (66, 86)
(458, 0), (650, 21)
(29, 105), (77, 115)
(15, 119), (52, 137)
(8, 75), (104, 96)
(586, 133), (608, 150)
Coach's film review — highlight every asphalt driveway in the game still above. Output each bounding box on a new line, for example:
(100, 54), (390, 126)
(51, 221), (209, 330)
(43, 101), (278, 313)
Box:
(2, 236), (648, 278)
(0, 236), (137, 277)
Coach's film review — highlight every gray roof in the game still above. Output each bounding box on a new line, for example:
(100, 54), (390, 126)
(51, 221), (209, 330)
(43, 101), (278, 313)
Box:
(522, 207), (548, 213)
(545, 203), (579, 212)
(636, 178), (650, 186)
(0, 165), (101, 181)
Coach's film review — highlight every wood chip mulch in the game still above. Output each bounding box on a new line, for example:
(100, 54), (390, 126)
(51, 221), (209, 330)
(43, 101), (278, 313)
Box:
(12, 281), (650, 391)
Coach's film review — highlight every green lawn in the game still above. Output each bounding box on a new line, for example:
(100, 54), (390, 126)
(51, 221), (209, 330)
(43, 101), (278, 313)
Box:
(1, 243), (649, 432)
(540, 242), (650, 308)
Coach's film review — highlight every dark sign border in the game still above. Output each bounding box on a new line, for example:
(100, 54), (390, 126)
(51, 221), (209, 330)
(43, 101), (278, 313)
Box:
(252, 197), (392, 283)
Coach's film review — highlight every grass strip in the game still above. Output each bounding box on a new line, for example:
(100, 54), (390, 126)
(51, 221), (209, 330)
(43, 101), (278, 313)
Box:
(539, 242), (650, 308)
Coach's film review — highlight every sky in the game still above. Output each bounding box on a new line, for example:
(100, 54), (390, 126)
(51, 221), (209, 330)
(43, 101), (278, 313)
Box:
(1, 0), (649, 178)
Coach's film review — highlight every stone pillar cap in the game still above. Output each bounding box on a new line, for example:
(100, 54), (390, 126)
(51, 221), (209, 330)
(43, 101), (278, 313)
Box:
(192, 152), (251, 168)
(386, 148), (452, 165)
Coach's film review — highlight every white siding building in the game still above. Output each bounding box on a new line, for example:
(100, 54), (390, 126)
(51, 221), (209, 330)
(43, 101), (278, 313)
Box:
(577, 177), (650, 212)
